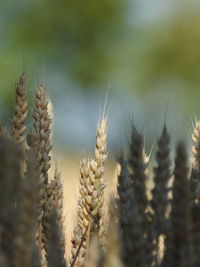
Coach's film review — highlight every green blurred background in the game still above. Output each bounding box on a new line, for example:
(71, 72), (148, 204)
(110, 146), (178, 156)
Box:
(1, 0), (200, 151)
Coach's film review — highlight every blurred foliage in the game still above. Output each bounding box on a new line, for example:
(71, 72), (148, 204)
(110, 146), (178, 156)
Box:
(1, 1), (200, 113)
(5, 0), (128, 89)
(133, 4), (200, 94)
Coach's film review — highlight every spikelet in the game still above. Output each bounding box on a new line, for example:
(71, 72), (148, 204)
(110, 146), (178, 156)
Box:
(14, 150), (38, 267)
(11, 72), (28, 145)
(117, 156), (146, 267)
(0, 139), (24, 266)
(190, 120), (200, 202)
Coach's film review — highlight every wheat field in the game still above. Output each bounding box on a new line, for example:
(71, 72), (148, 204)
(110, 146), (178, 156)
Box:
(0, 72), (200, 267)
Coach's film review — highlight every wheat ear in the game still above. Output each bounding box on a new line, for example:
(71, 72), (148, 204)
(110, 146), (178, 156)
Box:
(31, 82), (52, 265)
(51, 169), (66, 256)
(172, 142), (191, 267)
(151, 125), (171, 264)
(71, 158), (92, 266)
(0, 139), (24, 266)
(11, 72), (28, 145)
(32, 82), (52, 216)
(103, 197), (123, 267)
(128, 125), (152, 265)
(93, 118), (108, 244)
(152, 125), (171, 232)
(163, 142), (190, 267)
(14, 150), (38, 267)
(46, 209), (67, 267)
(128, 125), (148, 219)
(117, 156), (146, 267)
(190, 203), (200, 267)
(190, 120), (200, 202)
(32, 82), (52, 183)
(71, 118), (108, 266)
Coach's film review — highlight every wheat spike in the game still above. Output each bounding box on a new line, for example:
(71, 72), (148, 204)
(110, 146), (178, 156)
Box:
(150, 125), (171, 264)
(46, 209), (67, 267)
(93, 118), (108, 244)
(71, 158), (92, 266)
(151, 125), (171, 233)
(14, 150), (38, 267)
(11, 72), (28, 145)
(103, 197), (123, 267)
(117, 156), (146, 267)
(190, 120), (200, 202)
(71, 118), (108, 266)
(0, 138), (24, 266)
(51, 169), (66, 256)
(128, 126), (151, 265)
(32, 82), (52, 183)
(190, 203), (200, 267)
(128, 125), (148, 220)
(31, 82), (53, 266)
(162, 142), (191, 267)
